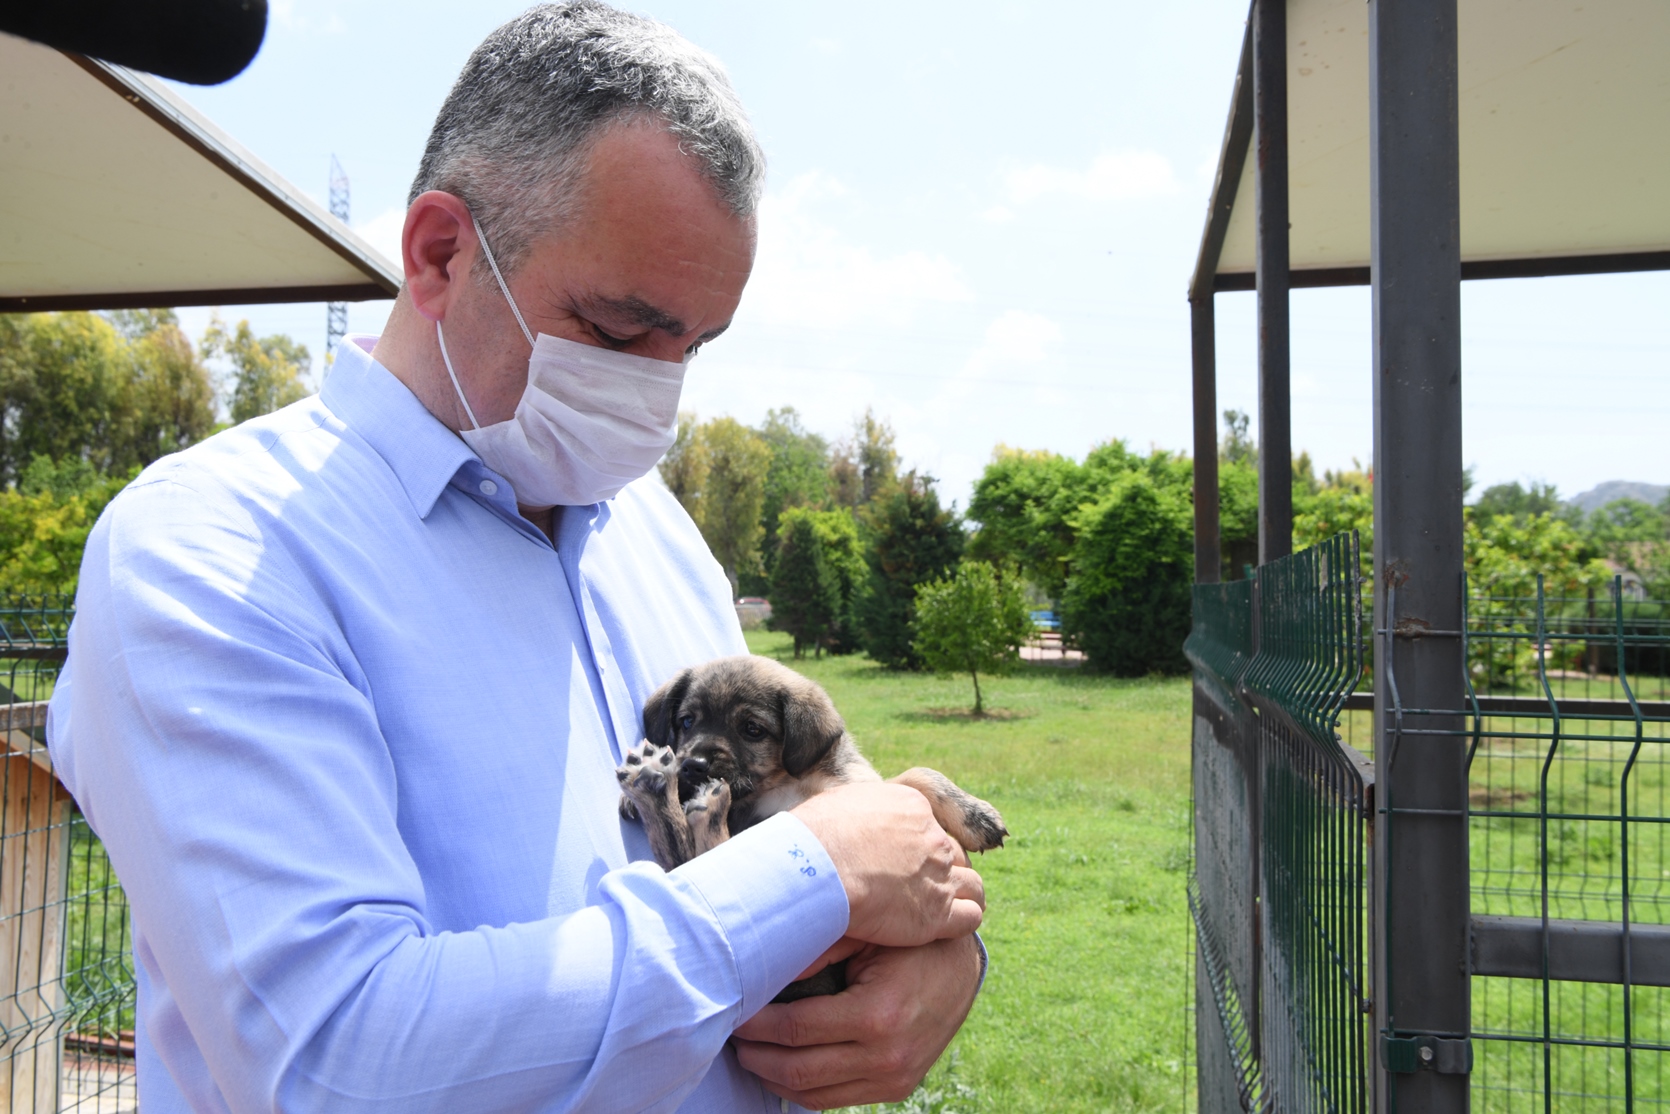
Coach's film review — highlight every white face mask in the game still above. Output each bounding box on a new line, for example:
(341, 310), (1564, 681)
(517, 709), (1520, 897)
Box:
(436, 214), (690, 509)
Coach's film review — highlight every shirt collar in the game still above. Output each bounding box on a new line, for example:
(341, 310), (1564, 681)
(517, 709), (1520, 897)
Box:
(321, 336), (476, 519)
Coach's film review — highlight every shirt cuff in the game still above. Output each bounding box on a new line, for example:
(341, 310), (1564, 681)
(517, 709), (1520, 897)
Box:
(670, 812), (849, 1019)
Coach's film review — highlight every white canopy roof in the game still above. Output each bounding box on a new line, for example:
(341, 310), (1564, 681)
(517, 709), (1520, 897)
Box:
(1193, 0), (1670, 294)
(0, 31), (400, 311)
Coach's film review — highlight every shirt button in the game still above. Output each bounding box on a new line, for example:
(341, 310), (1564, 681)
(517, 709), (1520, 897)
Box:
(478, 479), (498, 496)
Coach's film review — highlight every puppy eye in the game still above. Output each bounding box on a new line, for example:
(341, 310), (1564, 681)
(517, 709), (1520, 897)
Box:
(679, 714), (695, 730)
(741, 720), (765, 740)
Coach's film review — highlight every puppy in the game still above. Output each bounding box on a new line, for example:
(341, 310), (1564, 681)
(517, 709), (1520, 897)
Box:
(616, 655), (1006, 999)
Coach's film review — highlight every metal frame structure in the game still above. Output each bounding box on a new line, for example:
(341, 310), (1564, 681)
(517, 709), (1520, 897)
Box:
(1187, 0), (1670, 1110)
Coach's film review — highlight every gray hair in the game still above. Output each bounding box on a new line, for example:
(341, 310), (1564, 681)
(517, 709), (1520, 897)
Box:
(409, 1), (764, 276)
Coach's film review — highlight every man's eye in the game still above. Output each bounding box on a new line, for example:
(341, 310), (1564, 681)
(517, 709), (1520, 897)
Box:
(741, 721), (764, 739)
(679, 714), (695, 730)
(590, 323), (633, 348)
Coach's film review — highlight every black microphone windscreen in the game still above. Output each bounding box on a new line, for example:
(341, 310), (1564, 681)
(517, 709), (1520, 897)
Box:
(0, 0), (268, 85)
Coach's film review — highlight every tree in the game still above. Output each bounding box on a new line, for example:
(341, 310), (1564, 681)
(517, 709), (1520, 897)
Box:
(659, 412), (709, 525)
(767, 506), (864, 658)
(827, 443), (862, 508)
(913, 561), (1034, 716)
(1221, 408), (1256, 466)
(0, 456), (136, 594)
(122, 315), (217, 463)
(204, 317), (310, 424)
(1465, 510), (1612, 683)
(967, 446), (1088, 601)
(753, 407), (830, 592)
(0, 312), (128, 486)
(768, 508), (841, 658)
(1472, 480), (1565, 527)
(1584, 498), (1668, 573)
(854, 408), (899, 504)
(1294, 463), (1374, 579)
(1061, 472), (1194, 675)
(1217, 456), (1260, 578)
(691, 417), (771, 597)
(0, 311), (218, 485)
(806, 507), (866, 653)
(829, 408), (898, 509)
(856, 472), (965, 669)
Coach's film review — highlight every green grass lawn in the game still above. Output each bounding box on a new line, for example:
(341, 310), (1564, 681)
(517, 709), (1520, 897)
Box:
(742, 630), (1195, 1114)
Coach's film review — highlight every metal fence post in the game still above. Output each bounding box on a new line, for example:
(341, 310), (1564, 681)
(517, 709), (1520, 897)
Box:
(1192, 294), (1222, 586)
(1368, 0), (1470, 1111)
(1254, 0), (1292, 565)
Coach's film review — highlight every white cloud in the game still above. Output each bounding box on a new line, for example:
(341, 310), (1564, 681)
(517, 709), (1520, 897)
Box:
(353, 206), (406, 268)
(981, 205), (1015, 223)
(1005, 150), (1179, 204)
(970, 310), (1064, 368)
(739, 173), (974, 330)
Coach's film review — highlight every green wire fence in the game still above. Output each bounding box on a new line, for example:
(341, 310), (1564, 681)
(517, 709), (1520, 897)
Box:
(1189, 534), (1670, 1112)
(1188, 533), (1372, 1114)
(0, 594), (136, 1113)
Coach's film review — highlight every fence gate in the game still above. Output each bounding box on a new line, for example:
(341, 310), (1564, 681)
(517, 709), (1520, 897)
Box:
(0, 598), (135, 1113)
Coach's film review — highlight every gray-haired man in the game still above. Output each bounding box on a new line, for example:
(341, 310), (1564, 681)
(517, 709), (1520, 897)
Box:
(50, 3), (986, 1111)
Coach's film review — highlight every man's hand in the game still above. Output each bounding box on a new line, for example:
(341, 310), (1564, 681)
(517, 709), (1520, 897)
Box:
(791, 783), (984, 947)
(732, 935), (984, 1110)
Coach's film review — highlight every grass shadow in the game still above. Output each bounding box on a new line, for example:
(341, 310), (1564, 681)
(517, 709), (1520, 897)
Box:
(896, 706), (1037, 724)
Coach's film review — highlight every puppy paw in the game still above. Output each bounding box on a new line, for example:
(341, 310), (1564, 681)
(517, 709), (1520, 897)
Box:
(892, 766), (1008, 853)
(617, 740), (680, 811)
(960, 797), (1009, 853)
(684, 779), (732, 855)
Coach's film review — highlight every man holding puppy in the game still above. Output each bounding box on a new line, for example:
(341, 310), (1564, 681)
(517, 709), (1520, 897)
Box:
(47, 3), (986, 1111)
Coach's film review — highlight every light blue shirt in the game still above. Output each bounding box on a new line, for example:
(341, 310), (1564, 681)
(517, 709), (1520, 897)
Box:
(48, 336), (851, 1113)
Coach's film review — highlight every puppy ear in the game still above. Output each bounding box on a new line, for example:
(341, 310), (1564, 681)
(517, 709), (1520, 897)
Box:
(779, 678), (846, 777)
(642, 668), (694, 748)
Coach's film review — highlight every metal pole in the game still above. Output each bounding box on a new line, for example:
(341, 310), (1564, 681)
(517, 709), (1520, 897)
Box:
(1254, 0), (1292, 565)
(1192, 294), (1222, 585)
(1369, 0), (1469, 1110)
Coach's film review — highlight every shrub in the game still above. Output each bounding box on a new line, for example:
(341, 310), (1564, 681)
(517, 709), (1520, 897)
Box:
(1060, 473), (1193, 675)
(913, 561), (1034, 716)
(768, 511), (841, 659)
(768, 506), (865, 657)
(0, 456), (136, 595)
(856, 474), (964, 669)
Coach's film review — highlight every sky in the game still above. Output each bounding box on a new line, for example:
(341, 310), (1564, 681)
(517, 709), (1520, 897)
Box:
(164, 0), (1669, 511)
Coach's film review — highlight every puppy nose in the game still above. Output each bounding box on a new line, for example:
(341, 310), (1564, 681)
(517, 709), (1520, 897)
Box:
(682, 755), (709, 777)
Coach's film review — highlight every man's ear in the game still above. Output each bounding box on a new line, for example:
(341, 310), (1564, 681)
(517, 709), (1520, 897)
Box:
(402, 191), (479, 322)
(642, 669), (694, 747)
(779, 680), (845, 777)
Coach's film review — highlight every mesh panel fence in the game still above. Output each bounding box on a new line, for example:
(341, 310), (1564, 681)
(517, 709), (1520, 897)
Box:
(1188, 533), (1371, 1113)
(1191, 538), (1670, 1112)
(0, 595), (135, 1113)
(1464, 583), (1670, 1112)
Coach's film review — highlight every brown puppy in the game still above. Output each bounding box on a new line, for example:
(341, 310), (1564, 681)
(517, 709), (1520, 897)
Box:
(615, 655), (1006, 997)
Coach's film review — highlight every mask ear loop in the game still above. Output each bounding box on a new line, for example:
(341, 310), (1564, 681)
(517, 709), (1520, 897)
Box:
(471, 213), (536, 348)
(435, 320), (481, 431)
(435, 212), (533, 432)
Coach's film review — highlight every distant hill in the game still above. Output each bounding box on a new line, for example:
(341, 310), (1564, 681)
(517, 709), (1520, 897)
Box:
(1569, 481), (1669, 514)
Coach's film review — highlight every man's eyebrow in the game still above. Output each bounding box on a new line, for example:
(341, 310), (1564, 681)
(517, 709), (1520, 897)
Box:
(589, 294), (686, 336)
